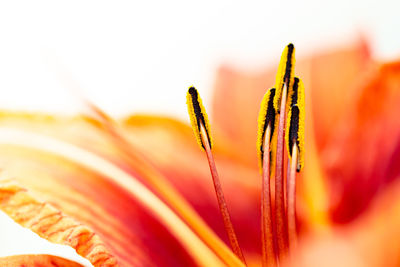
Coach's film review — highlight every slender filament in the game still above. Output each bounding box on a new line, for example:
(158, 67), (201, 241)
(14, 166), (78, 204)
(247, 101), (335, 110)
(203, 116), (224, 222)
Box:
(275, 84), (289, 260)
(199, 123), (247, 264)
(287, 143), (298, 251)
(261, 124), (277, 267)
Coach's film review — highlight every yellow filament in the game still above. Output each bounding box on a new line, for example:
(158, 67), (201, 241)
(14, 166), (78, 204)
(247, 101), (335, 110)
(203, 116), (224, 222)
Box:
(186, 87), (213, 151)
(274, 44), (296, 113)
(256, 88), (278, 175)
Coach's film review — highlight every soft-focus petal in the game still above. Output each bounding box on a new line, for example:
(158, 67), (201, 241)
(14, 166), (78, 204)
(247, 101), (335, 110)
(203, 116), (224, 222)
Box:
(323, 61), (400, 223)
(119, 115), (262, 262)
(0, 113), (225, 266)
(287, 179), (400, 267)
(0, 254), (85, 267)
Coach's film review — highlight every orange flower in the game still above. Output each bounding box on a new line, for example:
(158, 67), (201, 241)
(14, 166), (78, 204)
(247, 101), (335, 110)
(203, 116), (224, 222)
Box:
(0, 39), (399, 267)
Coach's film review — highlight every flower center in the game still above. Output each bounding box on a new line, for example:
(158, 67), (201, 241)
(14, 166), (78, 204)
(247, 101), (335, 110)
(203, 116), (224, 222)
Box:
(187, 43), (305, 267)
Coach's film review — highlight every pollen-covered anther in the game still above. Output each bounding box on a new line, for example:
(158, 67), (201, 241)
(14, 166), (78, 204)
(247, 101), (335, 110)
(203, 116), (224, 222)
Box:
(285, 77), (305, 172)
(186, 86), (213, 150)
(274, 43), (296, 113)
(257, 88), (278, 174)
(286, 105), (304, 172)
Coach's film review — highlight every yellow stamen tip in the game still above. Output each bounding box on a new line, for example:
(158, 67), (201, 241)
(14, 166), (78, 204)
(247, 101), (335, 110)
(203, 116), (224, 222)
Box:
(285, 78), (305, 171)
(274, 43), (296, 113)
(257, 88), (278, 174)
(186, 86), (213, 151)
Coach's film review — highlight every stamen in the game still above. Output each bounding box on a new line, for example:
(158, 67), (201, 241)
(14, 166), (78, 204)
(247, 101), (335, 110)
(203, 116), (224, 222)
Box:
(187, 87), (247, 264)
(257, 89), (278, 266)
(274, 82), (289, 261)
(273, 43), (296, 260)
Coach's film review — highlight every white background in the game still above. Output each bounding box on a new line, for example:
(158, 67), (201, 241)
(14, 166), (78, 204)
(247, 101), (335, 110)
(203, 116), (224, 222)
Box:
(0, 0), (398, 120)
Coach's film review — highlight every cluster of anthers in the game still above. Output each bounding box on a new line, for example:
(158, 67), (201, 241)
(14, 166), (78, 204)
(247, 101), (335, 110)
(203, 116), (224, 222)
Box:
(186, 43), (305, 267)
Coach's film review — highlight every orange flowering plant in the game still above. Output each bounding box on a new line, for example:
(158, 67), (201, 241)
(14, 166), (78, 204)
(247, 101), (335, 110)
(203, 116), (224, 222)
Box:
(0, 39), (399, 267)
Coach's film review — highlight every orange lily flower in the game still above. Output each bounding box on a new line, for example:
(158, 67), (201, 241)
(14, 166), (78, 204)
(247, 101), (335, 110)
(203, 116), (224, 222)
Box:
(0, 38), (399, 267)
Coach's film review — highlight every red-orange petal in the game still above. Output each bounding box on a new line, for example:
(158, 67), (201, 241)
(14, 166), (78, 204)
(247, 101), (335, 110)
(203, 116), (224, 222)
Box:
(117, 115), (263, 262)
(287, 179), (400, 267)
(0, 113), (216, 266)
(323, 61), (400, 223)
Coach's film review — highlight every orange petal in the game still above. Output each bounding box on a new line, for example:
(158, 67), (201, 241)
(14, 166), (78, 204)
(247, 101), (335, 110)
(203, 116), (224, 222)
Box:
(287, 179), (400, 267)
(81, 107), (248, 265)
(105, 113), (262, 262)
(304, 38), (371, 149)
(0, 113), (228, 266)
(323, 61), (400, 223)
(0, 254), (85, 267)
(0, 179), (117, 266)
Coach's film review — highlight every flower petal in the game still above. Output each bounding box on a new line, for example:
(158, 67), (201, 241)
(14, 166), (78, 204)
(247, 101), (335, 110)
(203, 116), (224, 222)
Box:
(287, 179), (400, 267)
(324, 61), (400, 223)
(0, 113), (227, 266)
(0, 179), (117, 266)
(106, 113), (262, 263)
(0, 254), (85, 267)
